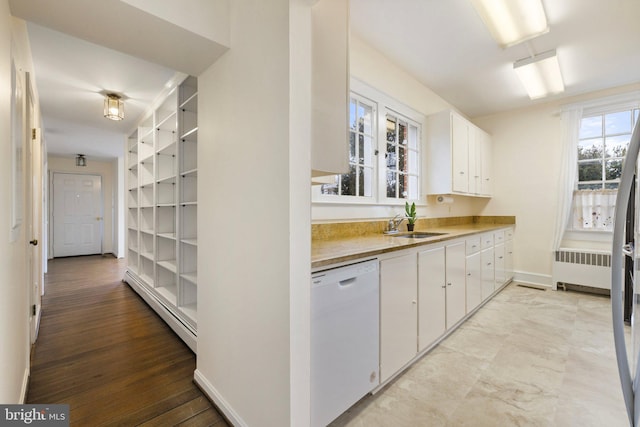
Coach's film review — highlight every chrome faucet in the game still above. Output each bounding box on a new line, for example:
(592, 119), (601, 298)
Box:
(386, 214), (405, 234)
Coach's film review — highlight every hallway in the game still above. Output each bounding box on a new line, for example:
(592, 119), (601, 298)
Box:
(26, 255), (228, 426)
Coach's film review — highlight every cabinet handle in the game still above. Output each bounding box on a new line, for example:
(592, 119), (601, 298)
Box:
(459, 171), (465, 175)
(499, 256), (503, 259)
(447, 282), (452, 286)
(467, 273), (471, 276)
(487, 262), (492, 266)
(412, 300), (417, 304)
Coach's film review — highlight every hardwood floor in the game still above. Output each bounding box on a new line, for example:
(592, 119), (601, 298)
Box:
(26, 255), (229, 427)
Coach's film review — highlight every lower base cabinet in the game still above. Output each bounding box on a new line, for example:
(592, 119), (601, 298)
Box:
(378, 227), (514, 384)
(418, 246), (446, 351)
(379, 253), (418, 383)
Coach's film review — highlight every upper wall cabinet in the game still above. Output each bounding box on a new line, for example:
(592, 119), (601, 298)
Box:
(311, 0), (350, 179)
(426, 110), (492, 197)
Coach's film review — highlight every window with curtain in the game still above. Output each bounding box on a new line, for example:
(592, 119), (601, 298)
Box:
(571, 107), (640, 231)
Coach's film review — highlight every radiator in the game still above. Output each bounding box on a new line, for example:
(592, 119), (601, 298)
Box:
(552, 248), (611, 290)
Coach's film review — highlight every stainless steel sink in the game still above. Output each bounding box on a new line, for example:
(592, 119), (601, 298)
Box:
(391, 232), (447, 239)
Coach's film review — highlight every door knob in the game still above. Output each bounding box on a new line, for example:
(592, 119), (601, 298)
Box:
(29, 239), (38, 246)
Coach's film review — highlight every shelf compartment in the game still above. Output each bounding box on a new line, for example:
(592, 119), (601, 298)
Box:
(158, 259), (177, 274)
(180, 204), (197, 240)
(140, 186), (154, 208)
(128, 228), (138, 250)
(179, 76), (197, 105)
(180, 175), (197, 204)
(158, 232), (176, 240)
(157, 235), (176, 265)
(180, 110), (198, 137)
(156, 283), (177, 306)
(180, 127), (198, 143)
(127, 207), (138, 229)
(157, 205), (176, 235)
(180, 242), (197, 281)
(139, 158), (155, 186)
(140, 256), (155, 287)
(157, 181), (176, 206)
(140, 232), (154, 258)
(157, 152), (176, 182)
(157, 130), (177, 153)
(157, 111), (177, 133)
(140, 207), (154, 231)
(156, 89), (177, 125)
(127, 249), (139, 272)
(179, 279), (197, 326)
(180, 139), (197, 173)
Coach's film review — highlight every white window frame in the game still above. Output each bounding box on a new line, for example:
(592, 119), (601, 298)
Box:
(313, 78), (426, 206)
(564, 92), (640, 239)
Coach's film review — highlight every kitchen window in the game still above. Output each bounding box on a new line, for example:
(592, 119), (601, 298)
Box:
(316, 80), (424, 205)
(320, 94), (376, 199)
(384, 113), (420, 200)
(571, 106), (640, 231)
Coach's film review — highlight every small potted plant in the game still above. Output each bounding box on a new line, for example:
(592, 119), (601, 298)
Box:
(405, 201), (417, 232)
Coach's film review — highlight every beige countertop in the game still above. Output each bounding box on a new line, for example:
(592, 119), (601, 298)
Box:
(312, 218), (515, 269)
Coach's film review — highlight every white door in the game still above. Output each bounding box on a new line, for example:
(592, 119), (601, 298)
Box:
(53, 173), (103, 257)
(25, 72), (43, 343)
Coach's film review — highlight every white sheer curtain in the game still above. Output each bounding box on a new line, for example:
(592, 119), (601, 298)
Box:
(552, 106), (583, 249)
(571, 189), (617, 230)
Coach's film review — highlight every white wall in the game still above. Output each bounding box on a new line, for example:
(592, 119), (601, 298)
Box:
(474, 83), (640, 285)
(195, 0), (310, 425)
(312, 36), (486, 221)
(0, 6), (31, 403)
(48, 156), (117, 256)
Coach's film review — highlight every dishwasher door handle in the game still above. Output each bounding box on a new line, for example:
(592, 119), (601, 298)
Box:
(339, 277), (357, 287)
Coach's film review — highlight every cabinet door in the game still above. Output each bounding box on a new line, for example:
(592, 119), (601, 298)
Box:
(494, 243), (506, 289)
(468, 129), (481, 194)
(480, 131), (493, 196)
(445, 242), (466, 328)
(380, 254), (417, 382)
(505, 238), (514, 281)
(311, 0), (349, 177)
(418, 247), (446, 352)
(451, 113), (469, 193)
(481, 247), (495, 301)
(466, 251), (482, 313)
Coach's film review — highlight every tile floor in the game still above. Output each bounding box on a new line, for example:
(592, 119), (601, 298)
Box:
(331, 283), (630, 427)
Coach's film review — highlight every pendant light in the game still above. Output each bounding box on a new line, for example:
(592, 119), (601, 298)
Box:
(76, 154), (87, 167)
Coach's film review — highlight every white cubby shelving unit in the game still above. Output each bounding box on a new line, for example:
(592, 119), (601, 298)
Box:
(124, 76), (198, 352)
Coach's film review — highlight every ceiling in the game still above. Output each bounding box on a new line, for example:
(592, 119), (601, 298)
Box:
(9, 0), (228, 161)
(26, 23), (177, 160)
(9, 0), (640, 161)
(350, 0), (640, 118)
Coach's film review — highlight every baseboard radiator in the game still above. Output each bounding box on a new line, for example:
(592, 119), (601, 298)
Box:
(552, 248), (611, 291)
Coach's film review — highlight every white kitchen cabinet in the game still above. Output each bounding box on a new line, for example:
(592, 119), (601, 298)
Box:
(505, 228), (514, 281)
(481, 246), (495, 301)
(465, 239), (482, 313)
(418, 246), (445, 351)
(124, 75), (198, 352)
(445, 241), (466, 328)
(427, 109), (492, 197)
(417, 241), (466, 352)
(380, 252), (417, 382)
(494, 243), (505, 290)
(311, 0), (350, 178)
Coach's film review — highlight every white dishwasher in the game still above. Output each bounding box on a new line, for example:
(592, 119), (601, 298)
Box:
(311, 259), (379, 427)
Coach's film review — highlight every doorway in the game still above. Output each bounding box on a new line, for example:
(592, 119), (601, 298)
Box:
(51, 173), (104, 257)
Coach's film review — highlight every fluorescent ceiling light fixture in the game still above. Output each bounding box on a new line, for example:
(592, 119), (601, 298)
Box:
(104, 93), (124, 121)
(470, 0), (549, 47)
(513, 49), (564, 99)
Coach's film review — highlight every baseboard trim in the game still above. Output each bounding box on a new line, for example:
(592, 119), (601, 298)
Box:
(124, 271), (197, 352)
(514, 270), (552, 289)
(20, 368), (29, 403)
(193, 369), (247, 427)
